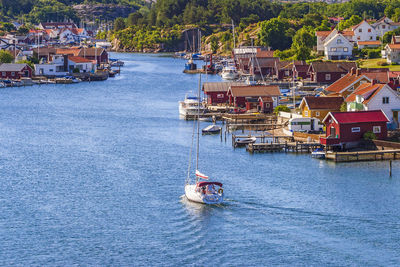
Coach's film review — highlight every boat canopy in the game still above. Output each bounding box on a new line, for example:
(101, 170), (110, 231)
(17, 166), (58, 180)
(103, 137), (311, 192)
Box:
(196, 181), (223, 187)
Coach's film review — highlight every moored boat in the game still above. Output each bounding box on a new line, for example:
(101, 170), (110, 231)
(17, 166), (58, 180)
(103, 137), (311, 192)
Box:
(179, 93), (206, 118)
(311, 147), (325, 159)
(220, 66), (239, 80)
(202, 124), (222, 134)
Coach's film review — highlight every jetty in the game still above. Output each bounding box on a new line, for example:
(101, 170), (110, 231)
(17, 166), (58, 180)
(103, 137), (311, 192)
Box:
(246, 141), (323, 153)
(325, 149), (400, 162)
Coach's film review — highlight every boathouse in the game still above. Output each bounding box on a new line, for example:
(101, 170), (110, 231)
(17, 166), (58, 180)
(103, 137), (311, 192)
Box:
(308, 61), (357, 84)
(0, 63), (32, 79)
(202, 82), (244, 105)
(227, 85), (280, 111)
(320, 110), (389, 148)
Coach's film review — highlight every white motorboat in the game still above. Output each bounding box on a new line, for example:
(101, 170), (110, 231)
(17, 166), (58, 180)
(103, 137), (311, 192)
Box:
(185, 74), (224, 205)
(202, 124), (222, 134)
(311, 148), (325, 159)
(179, 93), (206, 118)
(220, 66), (239, 80)
(236, 136), (256, 145)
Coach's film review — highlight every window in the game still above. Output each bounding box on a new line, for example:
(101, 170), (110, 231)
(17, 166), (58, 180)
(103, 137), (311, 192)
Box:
(373, 126), (381, 133)
(370, 36), (373, 40)
(368, 28), (371, 32)
(49, 69), (54, 72)
(316, 111), (320, 116)
(325, 74), (331, 81)
(304, 110), (309, 116)
(2, 72), (5, 76)
(217, 94), (224, 98)
(344, 47), (348, 52)
(383, 97), (389, 104)
(11, 72), (15, 76)
(331, 47), (337, 52)
(357, 36), (361, 40)
(265, 103), (270, 108)
(383, 25), (386, 29)
(359, 29), (362, 33)
(351, 127), (361, 133)
(337, 39), (342, 44)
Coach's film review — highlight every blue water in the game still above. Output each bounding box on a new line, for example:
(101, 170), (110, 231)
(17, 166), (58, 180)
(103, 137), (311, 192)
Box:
(0, 53), (400, 266)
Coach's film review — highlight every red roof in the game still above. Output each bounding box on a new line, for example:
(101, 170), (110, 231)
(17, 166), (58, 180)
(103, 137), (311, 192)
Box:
(325, 73), (369, 93)
(316, 31), (331, 37)
(345, 83), (386, 104)
(68, 56), (93, 63)
(325, 110), (389, 124)
(388, 44), (400, 50)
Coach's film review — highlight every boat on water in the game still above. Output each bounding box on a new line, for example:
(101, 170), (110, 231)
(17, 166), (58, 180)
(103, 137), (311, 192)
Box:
(185, 74), (224, 205)
(236, 136), (257, 146)
(220, 66), (239, 80)
(179, 93), (206, 118)
(311, 147), (325, 159)
(202, 124), (222, 134)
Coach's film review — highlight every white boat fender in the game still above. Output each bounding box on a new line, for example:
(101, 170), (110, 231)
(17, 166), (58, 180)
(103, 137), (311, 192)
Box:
(218, 188), (223, 194)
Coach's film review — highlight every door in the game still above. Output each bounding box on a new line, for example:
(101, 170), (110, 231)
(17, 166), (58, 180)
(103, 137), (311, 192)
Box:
(310, 119), (314, 131)
(394, 111), (399, 128)
(330, 127), (336, 137)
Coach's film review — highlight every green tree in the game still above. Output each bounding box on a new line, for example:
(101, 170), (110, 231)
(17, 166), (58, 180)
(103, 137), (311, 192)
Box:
(209, 35), (218, 54)
(258, 17), (292, 50)
(291, 27), (315, 60)
(338, 15), (362, 31)
(0, 50), (13, 63)
(114, 17), (126, 32)
(340, 102), (347, 112)
(315, 20), (331, 31)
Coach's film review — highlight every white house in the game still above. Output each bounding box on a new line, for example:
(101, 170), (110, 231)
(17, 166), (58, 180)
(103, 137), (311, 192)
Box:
(372, 16), (400, 38)
(385, 43), (400, 64)
(345, 82), (400, 128)
(351, 20), (378, 42)
(34, 55), (68, 76)
(324, 33), (353, 60)
(316, 29), (354, 55)
(67, 56), (94, 73)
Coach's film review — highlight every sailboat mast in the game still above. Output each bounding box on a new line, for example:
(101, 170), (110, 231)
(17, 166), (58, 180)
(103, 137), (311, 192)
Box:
(196, 74), (202, 181)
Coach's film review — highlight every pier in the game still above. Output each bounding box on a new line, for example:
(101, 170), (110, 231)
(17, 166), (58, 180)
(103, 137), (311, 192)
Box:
(246, 141), (323, 153)
(326, 149), (400, 162)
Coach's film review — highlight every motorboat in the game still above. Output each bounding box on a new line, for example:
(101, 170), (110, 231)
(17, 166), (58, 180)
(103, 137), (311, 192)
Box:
(185, 180), (224, 204)
(236, 136), (257, 146)
(179, 93), (206, 118)
(220, 66), (239, 80)
(311, 147), (325, 159)
(202, 124), (222, 134)
(185, 74), (224, 205)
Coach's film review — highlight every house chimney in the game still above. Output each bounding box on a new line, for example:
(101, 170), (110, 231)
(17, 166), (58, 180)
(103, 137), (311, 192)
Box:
(350, 67), (355, 75)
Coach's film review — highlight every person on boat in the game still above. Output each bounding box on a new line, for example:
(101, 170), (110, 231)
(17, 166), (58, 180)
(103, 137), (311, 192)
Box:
(206, 184), (215, 194)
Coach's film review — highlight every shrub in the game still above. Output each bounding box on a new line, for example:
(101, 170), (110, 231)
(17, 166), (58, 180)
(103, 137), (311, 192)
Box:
(363, 131), (376, 140)
(367, 49), (381, 59)
(377, 61), (388, 66)
(274, 105), (291, 114)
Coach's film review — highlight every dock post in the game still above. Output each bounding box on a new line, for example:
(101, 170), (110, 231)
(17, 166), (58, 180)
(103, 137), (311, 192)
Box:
(220, 128), (222, 142)
(224, 130), (227, 142)
(390, 160), (392, 177)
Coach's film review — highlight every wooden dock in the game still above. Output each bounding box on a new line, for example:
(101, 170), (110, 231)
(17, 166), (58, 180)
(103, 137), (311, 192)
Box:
(246, 141), (323, 153)
(325, 149), (400, 162)
(232, 134), (293, 147)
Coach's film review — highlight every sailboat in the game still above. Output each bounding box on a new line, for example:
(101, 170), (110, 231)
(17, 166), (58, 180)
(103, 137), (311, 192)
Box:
(184, 74), (224, 205)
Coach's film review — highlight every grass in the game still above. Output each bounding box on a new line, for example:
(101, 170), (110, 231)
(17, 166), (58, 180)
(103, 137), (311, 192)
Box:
(358, 58), (400, 71)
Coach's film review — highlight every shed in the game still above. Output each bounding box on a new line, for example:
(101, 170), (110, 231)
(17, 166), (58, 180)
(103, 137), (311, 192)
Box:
(320, 110), (389, 148)
(202, 82), (244, 104)
(0, 63), (32, 79)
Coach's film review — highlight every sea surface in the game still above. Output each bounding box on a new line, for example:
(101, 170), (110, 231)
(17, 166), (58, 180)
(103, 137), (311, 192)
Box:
(0, 53), (400, 266)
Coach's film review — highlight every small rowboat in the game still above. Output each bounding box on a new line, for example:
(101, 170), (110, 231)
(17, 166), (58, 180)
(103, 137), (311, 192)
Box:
(236, 137), (256, 146)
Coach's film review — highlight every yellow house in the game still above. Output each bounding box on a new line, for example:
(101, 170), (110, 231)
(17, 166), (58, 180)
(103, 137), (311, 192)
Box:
(299, 96), (344, 122)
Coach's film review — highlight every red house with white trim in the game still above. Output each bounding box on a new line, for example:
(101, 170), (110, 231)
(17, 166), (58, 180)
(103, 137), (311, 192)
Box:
(320, 110), (389, 149)
(0, 63), (32, 79)
(202, 82), (244, 105)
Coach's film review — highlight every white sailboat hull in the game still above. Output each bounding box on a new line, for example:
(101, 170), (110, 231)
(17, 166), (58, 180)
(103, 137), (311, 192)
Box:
(185, 184), (223, 205)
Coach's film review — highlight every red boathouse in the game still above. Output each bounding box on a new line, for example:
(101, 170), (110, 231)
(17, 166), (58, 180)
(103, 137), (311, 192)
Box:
(320, 110), (389, 148)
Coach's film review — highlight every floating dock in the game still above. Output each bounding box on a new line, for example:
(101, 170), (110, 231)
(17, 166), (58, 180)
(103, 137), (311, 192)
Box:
(325, 149), (400, 162)
(246, 142), (323, 153)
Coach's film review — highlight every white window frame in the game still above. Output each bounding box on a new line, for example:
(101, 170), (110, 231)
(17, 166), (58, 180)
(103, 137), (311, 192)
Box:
(344, 47), (348, 52)
(304, 110), (309, 116)
(330, 47), (337, 52)
(382, 97), (389, 104)
(11, 72), (15, 76)
(316, 111), (320, 117)
(325, 74), (331, 81)
(351, 127), (361, 133)
(373, 126), (381, 134)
